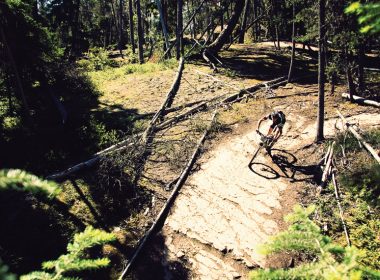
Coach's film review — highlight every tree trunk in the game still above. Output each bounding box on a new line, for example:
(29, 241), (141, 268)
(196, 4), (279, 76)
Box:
(136, 0), (144, 63)
(70, 0), (81, 58)
(207, 0), (245, 54)
(357, 40), (365, 92)
(0, 27), (31, 122)
(118, 0), (124, 57)
(287, 4), (296, 83)
(176, 0), (183, 59)
(316, 0), (326, 142)
(238, 0), (250, 43)
(346, 65), (356, 102)
(156, 0), (170, 57)
(128, 0), (135, 53)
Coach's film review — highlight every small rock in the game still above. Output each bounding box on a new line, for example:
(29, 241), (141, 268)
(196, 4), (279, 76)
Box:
(113, 227), (121, 232)
(143, 208), (150, 215)
(176, 251), (185, 258)
(232, 272), (241, 279)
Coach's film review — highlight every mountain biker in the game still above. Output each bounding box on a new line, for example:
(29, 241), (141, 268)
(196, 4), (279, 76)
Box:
(256, 110), (286, 144)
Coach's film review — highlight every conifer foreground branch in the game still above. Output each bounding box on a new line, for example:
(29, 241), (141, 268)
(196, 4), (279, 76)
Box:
(250, 205), (380, 280)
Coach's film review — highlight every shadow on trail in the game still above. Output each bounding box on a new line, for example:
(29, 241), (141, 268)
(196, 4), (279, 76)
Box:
(132, 233), (190, 280)
(248, 148), (321, 184)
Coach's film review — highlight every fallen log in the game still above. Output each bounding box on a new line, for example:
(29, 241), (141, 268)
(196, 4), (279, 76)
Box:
(331, 172), (351, 246)
(320, 141), (335, 186)
(118, 112), (218, 279)
(142, 57), (184, 142)
(155, 102), (208, 130)
(337, 110), (380, 165)
(364, 67), (380, 73)
(341, 93), (380, 108)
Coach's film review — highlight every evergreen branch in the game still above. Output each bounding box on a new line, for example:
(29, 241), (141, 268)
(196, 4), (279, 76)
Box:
(0, 169), (61, 198)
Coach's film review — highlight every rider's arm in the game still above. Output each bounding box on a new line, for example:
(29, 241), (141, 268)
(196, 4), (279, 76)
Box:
(257, 116), (268, 131)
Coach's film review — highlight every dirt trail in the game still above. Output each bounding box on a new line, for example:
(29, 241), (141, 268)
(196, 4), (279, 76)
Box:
(161, 103), (380, 279)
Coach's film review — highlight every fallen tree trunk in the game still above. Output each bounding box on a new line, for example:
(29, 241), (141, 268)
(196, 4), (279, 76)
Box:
(48, 74), (287, 180)
(332, 172), (351, 246)
(118, 112), (218, 279)
(341, 93), (380, 108)
(142, 57), (185, 142)
(337, 110), (380, 165)
(320, 141), (335, 186)
(155, 102), (208, 130)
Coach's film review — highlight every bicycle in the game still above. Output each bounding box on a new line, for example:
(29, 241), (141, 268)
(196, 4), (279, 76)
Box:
(248, 130), (276, 166)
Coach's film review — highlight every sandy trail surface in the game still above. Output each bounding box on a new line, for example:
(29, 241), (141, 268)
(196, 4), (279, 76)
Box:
(161, 107), (380, 279)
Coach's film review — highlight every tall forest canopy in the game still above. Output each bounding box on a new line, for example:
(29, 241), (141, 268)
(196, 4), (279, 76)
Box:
(0, 0), (379, 279)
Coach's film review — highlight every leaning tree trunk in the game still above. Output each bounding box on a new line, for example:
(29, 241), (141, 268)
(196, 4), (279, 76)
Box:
(238, 0), (250, 43)
(316, 0), (326, 142)
(136, 0), (144, 63)
(176, 0), (183, 59)
(287, 4), (296, 83)
(206, 0), (245, 55)
(128, 0), (136, 53)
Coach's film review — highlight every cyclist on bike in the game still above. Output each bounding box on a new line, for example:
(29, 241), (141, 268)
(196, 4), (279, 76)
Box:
(256, 110), (286, 145)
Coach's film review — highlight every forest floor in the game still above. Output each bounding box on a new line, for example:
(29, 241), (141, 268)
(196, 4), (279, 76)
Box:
(80, 43), (380, 279)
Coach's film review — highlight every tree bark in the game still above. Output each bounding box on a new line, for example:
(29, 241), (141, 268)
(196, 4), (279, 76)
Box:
(287, 4), (296, 83)
(206, 0), (245, 54)
(176, 0), (184, 59)
(316, 0), (326, 142)
(238, 0), (250, 43)
(136, 0), (144, 63)
(128, 0), (136, 53)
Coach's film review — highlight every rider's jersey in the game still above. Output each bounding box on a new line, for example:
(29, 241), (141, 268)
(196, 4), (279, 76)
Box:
(268, 111), (286, 129)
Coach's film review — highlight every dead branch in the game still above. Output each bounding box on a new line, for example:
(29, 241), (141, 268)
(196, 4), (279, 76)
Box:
(341, 93), (380, 108)
(118, 112), (218, 279)
(331, 172), (351, 246)
(337, 110), (380, 165)
(320, 142), (335, 186)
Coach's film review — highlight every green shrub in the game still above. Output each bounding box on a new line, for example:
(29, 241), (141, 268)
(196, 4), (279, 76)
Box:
(250, 205), (380, 279)
(78, 47), (117, 71)
(340, 163), (380, 205)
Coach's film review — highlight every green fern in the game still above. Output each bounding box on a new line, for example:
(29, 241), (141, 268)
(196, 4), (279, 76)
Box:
(21, 227), (116, 280)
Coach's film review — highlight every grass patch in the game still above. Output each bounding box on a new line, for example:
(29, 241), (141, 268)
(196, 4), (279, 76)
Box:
(87, 59), (178, 85)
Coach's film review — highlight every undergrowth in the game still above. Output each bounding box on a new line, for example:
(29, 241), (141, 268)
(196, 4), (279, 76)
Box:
(315, 128), (380, 271)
